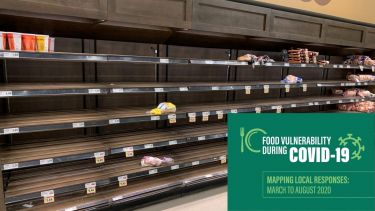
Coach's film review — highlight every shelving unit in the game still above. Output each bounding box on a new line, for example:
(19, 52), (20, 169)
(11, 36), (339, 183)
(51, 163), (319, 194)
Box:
(0, 0), (374, 210)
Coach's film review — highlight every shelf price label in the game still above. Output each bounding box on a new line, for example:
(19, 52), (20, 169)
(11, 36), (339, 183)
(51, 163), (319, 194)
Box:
(41, 190), (55, 204)
(159, 58), (169, 63)
(302, 84), (307, 92)
(198, 136), (206, 141)
(72, 122), (85, 128)
(188, 113), (196, 123)
(168, 114), (177, 124)
(245, 86), (251, 95)
(0, 52), (19, 58)
(149, 169), (158, 175)
(118, 175), (128, 187)
(291, 104), (297, 108)
(0, 91), (13, 97)
(284, 63), (290, 67)
(192, 161), (200, 166)
(3, 163), (19, 170)
(123, 147), (134, 158)
(265, 62), (273, 66)
(220, 155), (227, 164)
(372, 66), (375, 72)
(150, 116), (160, 121)
(300, 64), (306, 67)
(202, 111), (210, 121)
(144, 143), (154, 149)
(64, 206), (77, 211)
(230, 109), (238, 114)
(179, 87), (188, 92)
(109, 119), (120, 125)
(333, 64), (338, 68)
(211, 86), (219, 91)
(154, 88), (164, 92)
(169, 140), (177, 145)
(255, 107), (261, 113)
(88, 89), (100, 94)
(40, 158), (53, 165)
(346, 65), (351, 68)
(171, 165), (179, 170)
(3, 127), (19, 135)
(339, 100), (343, 103)
(94, 152), (105, 164)
(339, 64), (344, 68)
(216, 110), (224, 119)
(359, 65), (364, 71)
(284, 84), (290, 93)
(272, 105), (282, 113)
(326, 101), (331, 104)
(112, 88), (124, 93)
(263, 85), (270, 94)
(85, 182), (96, 194)
(112, 196), (123, 202)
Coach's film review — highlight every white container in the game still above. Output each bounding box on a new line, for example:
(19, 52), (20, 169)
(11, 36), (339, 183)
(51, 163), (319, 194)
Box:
(7, 32), (22, 51)
(48, 37), (55, 52)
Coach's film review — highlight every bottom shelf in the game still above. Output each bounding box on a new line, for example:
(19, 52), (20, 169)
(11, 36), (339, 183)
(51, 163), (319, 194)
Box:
(10, 164), (227, 211)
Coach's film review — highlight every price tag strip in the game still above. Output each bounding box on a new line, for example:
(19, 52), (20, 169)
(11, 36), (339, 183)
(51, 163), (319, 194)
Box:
(94, 152), (105, 164)
(168, 114), (176, 124)
(188, 113), (196, 123)
(41, 190), (55, 204)
(202, 112), (210, 121)
(85, 182), (96, 194)
(123, 147), (134, 158)
(245, 86), (251, 95)
(118, 175), (128, 187)
(216, 110), (224, 119)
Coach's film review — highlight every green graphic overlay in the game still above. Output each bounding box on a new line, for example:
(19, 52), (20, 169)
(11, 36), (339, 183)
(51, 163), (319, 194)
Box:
(228, 114), (375, 211)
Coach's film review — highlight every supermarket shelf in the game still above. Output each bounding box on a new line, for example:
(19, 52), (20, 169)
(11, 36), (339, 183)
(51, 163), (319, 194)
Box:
(0, 80), (374, 98)
(0, 95), (374, 136)
(0, 123), (227, 170)
(7, 164), (227, 211)
(5, 141), (227, 204)
(1, 51), (374, 70)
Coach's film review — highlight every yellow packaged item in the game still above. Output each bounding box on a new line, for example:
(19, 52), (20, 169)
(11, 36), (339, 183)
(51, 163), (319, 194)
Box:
(148, 102), (176, 115)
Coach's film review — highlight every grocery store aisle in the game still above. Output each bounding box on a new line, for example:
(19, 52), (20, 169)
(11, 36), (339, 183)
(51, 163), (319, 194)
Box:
(136, 185), (227, 211)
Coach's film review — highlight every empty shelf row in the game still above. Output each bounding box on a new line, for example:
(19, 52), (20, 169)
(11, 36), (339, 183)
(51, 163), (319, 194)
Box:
(7, 164), (227, 211)
(1, 50), (374, 70)
(5, 141), (227, 205)
(0, 80), (372, 98)
(0, 95), (373, 136)
(1, 123), (226, 170)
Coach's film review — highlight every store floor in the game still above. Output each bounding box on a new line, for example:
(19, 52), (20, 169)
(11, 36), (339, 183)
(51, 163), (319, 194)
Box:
(135, 185), (227, 211)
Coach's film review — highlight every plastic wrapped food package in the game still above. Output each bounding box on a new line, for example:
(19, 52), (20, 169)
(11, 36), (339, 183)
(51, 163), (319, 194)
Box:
(281, 75), (303, 84)
(288, 48), (319, 64)
(237, 54), (275, 65)
(338, 101), (375, 113)
(344, 55), (375, 66)
(334, 88), (374, 98)
(147, 102), (176, 115)
(141, 156), (174, 167)
(347, 74), (375, 82)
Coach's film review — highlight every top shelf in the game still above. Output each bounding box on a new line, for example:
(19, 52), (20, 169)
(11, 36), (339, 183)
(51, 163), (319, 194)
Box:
(0, 51), (374, 70)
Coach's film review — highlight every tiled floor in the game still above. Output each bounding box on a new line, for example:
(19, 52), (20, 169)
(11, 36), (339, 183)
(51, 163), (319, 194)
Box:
(136, 185), (227, 211)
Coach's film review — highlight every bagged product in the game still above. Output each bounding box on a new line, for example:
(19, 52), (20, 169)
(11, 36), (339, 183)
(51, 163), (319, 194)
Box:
(281, 75), (303, 84)
(347, 74), (375, 82)
(237, 54), (274, 65)
(141, 156), (174, 167)
(148, 102), (176, 115)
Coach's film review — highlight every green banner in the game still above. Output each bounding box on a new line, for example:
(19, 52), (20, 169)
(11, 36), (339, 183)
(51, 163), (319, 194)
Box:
(228, 114), (374, 211)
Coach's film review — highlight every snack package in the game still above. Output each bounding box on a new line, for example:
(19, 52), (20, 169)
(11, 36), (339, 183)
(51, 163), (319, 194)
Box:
(237, 54), (274, 65)
(344, 55), (375, 66)
(281, 75), (303, 84)
(347, 74), (375, 82)
(141, 156), (174, 167)
(148, 102), (176, 115)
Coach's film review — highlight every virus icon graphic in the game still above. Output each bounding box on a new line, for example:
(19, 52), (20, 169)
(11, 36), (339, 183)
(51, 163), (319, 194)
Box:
(338, 134), (365, 160)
